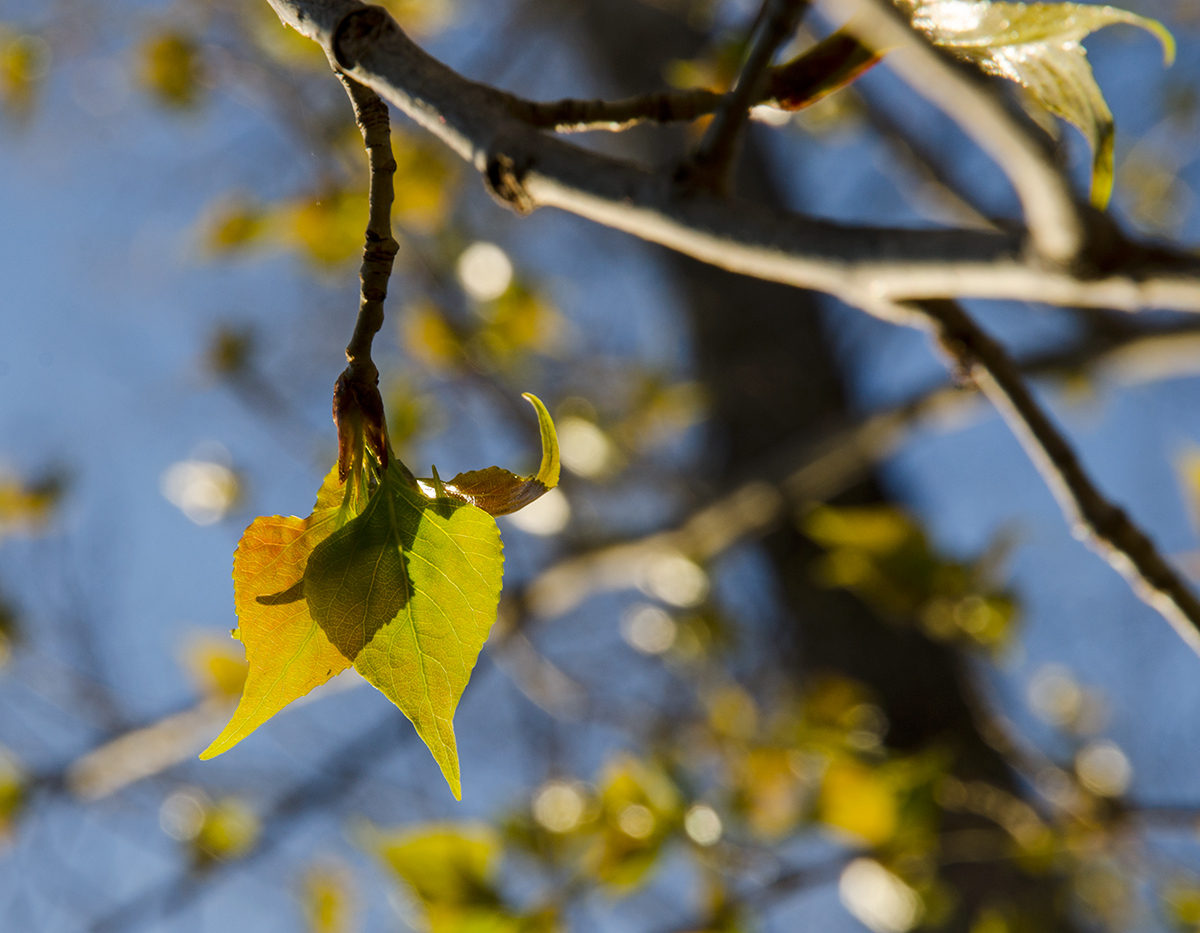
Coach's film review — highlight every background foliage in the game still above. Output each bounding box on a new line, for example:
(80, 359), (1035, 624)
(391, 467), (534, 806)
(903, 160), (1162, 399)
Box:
(4, 0), (1200, 931)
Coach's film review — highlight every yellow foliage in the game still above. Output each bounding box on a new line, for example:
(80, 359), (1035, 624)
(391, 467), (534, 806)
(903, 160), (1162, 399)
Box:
(140, 31), (203, 109)
(286, 191), (370, 266)
(588, 756), (681, 887)
(0, 29), (48, 117)
(193, 797), (259, 863)
(378, 0), (456, 37)
(817, 757), (899, 846)
(707, 684), (759, 740)
(392, 131), (456, 232)
(205, 200), (268, 253)
(477, 286), (564, 362)
(736, 747), (808, 838)
(301, 866), (354, 933)
(0, 749), (23, 839)
(0, 470), (61, 538)
(182, 635), (249, 701)
(404, 302), (463, 369)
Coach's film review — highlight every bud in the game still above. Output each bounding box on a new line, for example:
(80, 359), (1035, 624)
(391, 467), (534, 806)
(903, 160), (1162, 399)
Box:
(333, 370), (389, 481)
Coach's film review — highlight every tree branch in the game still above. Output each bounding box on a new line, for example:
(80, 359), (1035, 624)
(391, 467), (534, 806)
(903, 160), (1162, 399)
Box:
(915, 298), (1200, 656)
(267, 0), (1200, 317)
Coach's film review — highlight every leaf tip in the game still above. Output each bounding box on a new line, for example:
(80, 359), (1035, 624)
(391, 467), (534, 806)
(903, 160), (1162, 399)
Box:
(521, 393), (559, 490)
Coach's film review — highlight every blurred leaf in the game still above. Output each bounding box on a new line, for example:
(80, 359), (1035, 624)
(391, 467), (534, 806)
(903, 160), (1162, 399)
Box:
(205, 199), (269, 254)
(305, 461), (502, 799)
(301, 866), (355, 933)
(206, 324), (256, 379)
(287, 191), (370, 266)
(804, 505), (1017, 650)
(404, 301), (465, 370)
(476, 286), (564, 363)
(392, 130), (456, 231)
(192, 797), (259, 864)
(0, 748), (24, 840)
(139, 30), (204, 109)
(182, 634), (249, 701)
(368, 825), (554, 932)
(818, 756), (899, 846)
(200, 465), (362, 760)
(587, 755), (681, 888)
(901, 0), (1175, 207)
(0, 28), (48, 118)
(378, 0), (456, 37)
(0, 468), (63, 539)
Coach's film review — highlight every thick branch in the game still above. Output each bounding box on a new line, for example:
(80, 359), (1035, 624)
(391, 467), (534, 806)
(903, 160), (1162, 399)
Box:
(823, 0), (1087, 265)
(916, 299), (1200, 656)
(267, 1), (1200, 316)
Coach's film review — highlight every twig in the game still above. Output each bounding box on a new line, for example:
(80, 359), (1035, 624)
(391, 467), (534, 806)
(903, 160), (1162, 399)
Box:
(264, 1), (1200, 316)
(916, 299), (1200, 656)
(684, 0), (810, 190)
(513, 29), (876, 132)
(823, 0), (1086, 265)
(337, 73), (399, 384)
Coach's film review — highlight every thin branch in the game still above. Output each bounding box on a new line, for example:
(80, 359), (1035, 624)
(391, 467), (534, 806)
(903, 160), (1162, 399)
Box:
(684, 0), (810, 190)
(915, 298), (1200, 656)
(514, 28), (876, 133)
(338, 73), (399, 384)
(264, 1), (1200, 317)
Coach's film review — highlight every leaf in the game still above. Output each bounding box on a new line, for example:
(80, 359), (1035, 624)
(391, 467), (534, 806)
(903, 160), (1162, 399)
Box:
(903, 0), (1174, 207)
(199, 466), (363, 760)
(305, 462), (503, 798)
(439, 393), (560, 516)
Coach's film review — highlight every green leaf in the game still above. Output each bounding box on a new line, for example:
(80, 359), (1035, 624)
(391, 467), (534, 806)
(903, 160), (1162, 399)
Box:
(902, 0), (1174, 207)
(305, 462), (503, 798)
(200, 466), (364, 760)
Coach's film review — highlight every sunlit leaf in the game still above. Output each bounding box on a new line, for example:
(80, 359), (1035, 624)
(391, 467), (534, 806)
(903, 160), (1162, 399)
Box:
(200, 466), (363, 760)
(901, 0), (1175, 206)
(305, 462), (502, 798)
(0, 468), (63, 539)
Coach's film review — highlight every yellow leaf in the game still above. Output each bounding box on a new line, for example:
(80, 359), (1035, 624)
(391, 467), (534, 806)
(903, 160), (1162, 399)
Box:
(200, 466), (362, 760)
(817, 757), (898, 846)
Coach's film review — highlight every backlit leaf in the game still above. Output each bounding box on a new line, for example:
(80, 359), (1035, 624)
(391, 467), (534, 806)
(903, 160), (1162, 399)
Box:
(901, 0), (1175, 206)
(306, 462), (503, 798)
(200, 466), (363, 760)
(439, 394), (560, 516)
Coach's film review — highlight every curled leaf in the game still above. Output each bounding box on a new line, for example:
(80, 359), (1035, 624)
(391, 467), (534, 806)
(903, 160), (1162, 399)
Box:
(435, 393), (560, 517)
(901, 0), (1175, 207)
